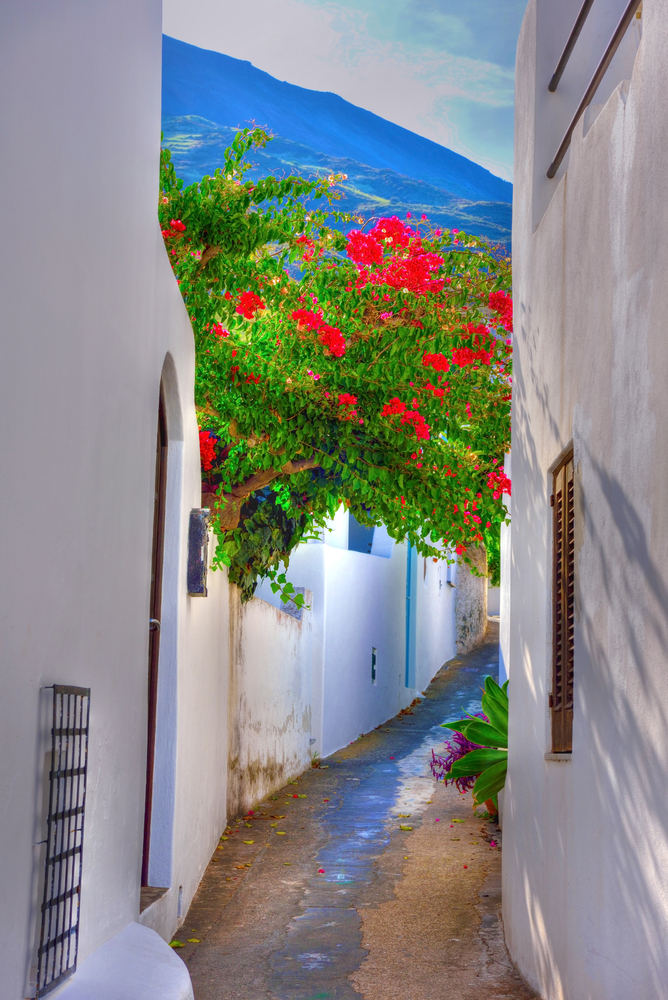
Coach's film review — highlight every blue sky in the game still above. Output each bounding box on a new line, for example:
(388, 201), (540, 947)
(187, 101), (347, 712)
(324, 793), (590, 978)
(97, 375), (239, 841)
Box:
(162, 0), (526, 181)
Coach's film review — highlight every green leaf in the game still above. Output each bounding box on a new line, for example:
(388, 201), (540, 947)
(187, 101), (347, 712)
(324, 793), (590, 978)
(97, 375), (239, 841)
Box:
(472, 758), (508, 805)
(448, 747), (507, 778)
(462, 719), (507, 749)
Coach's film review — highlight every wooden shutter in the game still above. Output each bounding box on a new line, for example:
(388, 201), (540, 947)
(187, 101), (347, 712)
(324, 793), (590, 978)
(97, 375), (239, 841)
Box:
(551, 452), (574, 752)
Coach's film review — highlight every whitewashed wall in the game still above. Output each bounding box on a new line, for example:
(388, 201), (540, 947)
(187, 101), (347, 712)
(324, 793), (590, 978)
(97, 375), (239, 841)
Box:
(507, 3), (668, 997)
(0, 3), (228, 995)
(237, 508), (459, 788)
(226, 589), (315, 818)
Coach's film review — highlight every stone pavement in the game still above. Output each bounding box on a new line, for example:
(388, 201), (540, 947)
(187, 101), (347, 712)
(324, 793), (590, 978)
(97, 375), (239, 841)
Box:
(178, 624), (536, 1000)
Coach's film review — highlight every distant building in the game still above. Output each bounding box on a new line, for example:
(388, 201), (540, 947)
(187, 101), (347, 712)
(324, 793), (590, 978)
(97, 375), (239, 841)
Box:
(505, 2), (668, 997)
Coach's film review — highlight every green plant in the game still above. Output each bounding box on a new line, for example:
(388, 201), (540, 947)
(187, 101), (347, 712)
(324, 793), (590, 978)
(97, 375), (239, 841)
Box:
(441, 676), (508, 809)
(160, 128), (512, 599)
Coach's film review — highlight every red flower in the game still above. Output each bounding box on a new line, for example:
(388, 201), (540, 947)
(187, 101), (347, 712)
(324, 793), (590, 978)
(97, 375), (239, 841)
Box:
(291, 309), (346, 357)
(486, 469), (512, 499)
(400, 409), (430, 440)
(296, 235), (317, 261)
(488, 290), (513, 332)
(199, 430), (216, 472)
(381, 398), (406, 416)
(319, 324), (346, 357)
(423, 352), (450, 372)
(346, 230), (383, 267)
(211, 323), (229, 338)
(452, 347), (492, 367)
(337, 393), (358, 420)
(236, 291), (266, 320)
(169, 219), (186, 232)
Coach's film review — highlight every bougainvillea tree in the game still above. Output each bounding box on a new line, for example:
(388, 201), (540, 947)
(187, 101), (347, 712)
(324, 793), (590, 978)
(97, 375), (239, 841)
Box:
(159, 128), (512, 601)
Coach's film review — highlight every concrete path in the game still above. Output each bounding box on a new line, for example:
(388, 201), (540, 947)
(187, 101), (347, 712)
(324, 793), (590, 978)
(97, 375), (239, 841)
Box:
(179, 625), (536, 1000)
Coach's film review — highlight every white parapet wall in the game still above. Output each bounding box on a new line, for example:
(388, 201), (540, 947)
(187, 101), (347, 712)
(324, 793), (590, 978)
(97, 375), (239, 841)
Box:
(226, 588), (315, 819)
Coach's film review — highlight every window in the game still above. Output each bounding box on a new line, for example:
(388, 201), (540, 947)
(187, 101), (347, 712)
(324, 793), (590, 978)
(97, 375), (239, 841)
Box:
(348, 513), (375, 554)
(36, 685), (90, 997)
(551, 451), (574, 752)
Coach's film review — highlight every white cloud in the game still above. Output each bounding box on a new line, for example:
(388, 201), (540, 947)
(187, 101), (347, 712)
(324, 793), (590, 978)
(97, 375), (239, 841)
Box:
(162, 0), (514, 179)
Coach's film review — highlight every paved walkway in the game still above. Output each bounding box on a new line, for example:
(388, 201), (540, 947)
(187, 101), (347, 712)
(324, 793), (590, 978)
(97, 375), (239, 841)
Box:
(179, 624), (536, 1000)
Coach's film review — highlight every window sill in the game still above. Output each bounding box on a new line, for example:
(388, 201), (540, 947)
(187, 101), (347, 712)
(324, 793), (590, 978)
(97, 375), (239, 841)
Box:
(544, 752), (572, 762)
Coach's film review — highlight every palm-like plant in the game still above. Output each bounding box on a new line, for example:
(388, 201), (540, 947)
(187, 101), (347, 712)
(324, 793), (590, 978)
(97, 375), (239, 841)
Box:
(439, 676), (508, 812)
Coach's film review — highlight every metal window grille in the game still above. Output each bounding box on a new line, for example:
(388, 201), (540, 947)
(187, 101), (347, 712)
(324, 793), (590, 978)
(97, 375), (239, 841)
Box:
(551, 455), (575, 752)
(36, 685), (90, 997)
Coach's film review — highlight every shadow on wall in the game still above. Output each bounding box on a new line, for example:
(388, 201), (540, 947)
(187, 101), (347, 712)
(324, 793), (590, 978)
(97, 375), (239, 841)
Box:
(508, 296), (668, 996)
(455, 545), (488, 654)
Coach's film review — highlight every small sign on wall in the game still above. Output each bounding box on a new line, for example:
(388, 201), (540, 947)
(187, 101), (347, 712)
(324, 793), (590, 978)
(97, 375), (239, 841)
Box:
(187, 508), (210, 596)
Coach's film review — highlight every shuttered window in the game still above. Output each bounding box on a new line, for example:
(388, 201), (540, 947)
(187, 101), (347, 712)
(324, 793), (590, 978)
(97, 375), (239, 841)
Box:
(551, 452), (574, 752)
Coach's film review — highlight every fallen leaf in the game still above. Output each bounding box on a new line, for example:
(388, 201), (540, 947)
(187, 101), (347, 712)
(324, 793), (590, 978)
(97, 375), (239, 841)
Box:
(271, 822), (277, 828)
(426, 800), (432, 804)
(453, 818), (465, 824)
(276, 831), (286, 835)
(243, 840), (254, 845)
(187, 938), (200, 944)
(284, 862), (291, 865)
(398, 814), (411, 818)
(451, 837), (460, 841)
(399, 825), (413, 831)
(233, 865), (246, 870)
(298, 794), (307, 798)
(220, 836), (228, 841)
(169, 941), (184, 948)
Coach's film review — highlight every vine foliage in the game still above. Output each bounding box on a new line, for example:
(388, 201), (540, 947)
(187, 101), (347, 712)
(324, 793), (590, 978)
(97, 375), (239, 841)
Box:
(160, 128), (511, 602)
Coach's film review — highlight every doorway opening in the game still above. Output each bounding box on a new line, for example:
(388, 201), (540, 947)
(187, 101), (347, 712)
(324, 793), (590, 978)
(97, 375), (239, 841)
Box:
(141, 390), (168, 893)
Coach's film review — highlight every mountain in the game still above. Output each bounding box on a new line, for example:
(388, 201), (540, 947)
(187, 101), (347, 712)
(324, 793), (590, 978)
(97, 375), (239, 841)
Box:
(161, 36), (512, 245)
(162, 116), (512, 245)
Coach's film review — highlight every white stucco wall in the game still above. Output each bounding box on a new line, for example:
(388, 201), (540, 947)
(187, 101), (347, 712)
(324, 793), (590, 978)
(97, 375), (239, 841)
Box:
(0, 3), (228, 994)
(506, 3), (668, 997)
(226, 589), (315, 818)
(248, 509), (458, 771)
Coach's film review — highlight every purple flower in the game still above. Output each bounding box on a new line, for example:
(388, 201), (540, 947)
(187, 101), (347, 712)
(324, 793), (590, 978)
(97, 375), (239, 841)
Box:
(430, 713), (487, 793)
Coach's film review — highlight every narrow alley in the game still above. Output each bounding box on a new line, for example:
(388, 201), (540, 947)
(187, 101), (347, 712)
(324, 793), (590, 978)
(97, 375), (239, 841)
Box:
(178, 626), (534, 1000)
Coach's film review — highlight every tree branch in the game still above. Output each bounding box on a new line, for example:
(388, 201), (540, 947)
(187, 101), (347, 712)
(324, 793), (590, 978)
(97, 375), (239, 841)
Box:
(203, 455), (320, 531)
